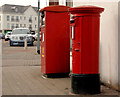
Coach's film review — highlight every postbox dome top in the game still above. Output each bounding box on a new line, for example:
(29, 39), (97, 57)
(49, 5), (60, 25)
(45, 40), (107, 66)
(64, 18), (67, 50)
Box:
(40, 5), (70, 12)
(69, 5), (104, 14)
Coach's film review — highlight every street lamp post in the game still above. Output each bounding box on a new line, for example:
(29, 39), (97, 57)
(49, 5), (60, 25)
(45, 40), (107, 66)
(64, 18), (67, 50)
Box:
(37, 0), (40, 54)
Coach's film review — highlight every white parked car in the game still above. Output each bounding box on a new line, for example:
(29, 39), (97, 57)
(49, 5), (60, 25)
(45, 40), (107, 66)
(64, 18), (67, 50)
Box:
(5, 31), (12, 41)
(9, 28), (34, 46)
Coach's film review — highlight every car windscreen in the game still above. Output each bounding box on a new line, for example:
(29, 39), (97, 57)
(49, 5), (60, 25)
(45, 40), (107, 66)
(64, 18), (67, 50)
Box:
(12, 29), (30, 34)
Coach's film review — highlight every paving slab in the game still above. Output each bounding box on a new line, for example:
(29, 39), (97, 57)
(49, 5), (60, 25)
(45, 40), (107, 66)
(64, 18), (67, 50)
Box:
(2, 66), (71, 95)
(2, 66), (119, 95)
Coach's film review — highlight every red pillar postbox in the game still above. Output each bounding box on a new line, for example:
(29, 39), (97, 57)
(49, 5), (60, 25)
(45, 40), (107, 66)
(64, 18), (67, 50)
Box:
(40, 5), (70, 78)
(69, 6), (104, 94)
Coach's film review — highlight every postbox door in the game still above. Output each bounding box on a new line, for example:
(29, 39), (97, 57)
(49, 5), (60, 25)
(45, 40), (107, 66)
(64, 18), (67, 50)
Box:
(72, 17), (82, 74)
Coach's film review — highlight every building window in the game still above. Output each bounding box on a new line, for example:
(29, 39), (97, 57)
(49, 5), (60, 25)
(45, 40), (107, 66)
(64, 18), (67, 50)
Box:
(16, 24), (19, 28)
(35, 17), (37, 21)
(24, 17), (26, 20)
(29, 24), (32, 30)
(20, 16), (22, 20)
(7, 15), (10, 21)
(49, 0), (59, 6)
(66, 0), (73, 7)
(16, 16), (19, 22)
(35, 25), (37, 28)
(0, 24), (1, 29)
(24, 24), (26, 27)
(11, 16), (14, 21)
(29, 16), (32, 23)
(0, 16), (1, 21)
(11, 24), (14, 29)
(7, 23), (10, 29)
(20, 24), (22, 27)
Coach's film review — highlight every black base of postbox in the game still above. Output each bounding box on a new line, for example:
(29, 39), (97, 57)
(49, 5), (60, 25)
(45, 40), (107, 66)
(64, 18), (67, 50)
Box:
(43, 73), (69, 78)
(71, 74), (100, 94)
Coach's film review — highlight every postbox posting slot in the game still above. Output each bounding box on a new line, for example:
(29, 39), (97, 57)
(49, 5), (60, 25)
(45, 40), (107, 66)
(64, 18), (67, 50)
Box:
(72, 26), (74, 39)
(71, 16), (80, 40)
(42, 33), (44, 42)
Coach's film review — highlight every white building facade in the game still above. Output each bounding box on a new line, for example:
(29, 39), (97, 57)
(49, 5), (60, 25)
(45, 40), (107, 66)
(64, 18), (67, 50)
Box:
(0, 1), (73, 34)
(0, 4), (38, 34)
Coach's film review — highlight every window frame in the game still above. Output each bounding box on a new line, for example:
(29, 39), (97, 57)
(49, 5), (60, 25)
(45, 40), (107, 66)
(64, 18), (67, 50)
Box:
(7, 15), (10, 21)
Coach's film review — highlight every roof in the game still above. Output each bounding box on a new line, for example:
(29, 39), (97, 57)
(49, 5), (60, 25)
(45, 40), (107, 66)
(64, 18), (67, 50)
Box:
(33, 7), (38, 12)
(69, 5), (104, 14)
(40, 5), (70, 12)
(1, 4), (38, 14)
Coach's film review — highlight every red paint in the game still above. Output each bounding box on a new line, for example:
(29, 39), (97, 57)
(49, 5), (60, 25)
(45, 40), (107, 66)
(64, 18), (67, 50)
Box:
(70, 6), (104, 74)
(40, 5), (70, 12)
(40, 6), (70, 74)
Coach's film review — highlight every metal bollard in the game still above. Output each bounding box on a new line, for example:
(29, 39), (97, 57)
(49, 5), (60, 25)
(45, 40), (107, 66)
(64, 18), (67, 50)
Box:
(24, 38), (27, 50)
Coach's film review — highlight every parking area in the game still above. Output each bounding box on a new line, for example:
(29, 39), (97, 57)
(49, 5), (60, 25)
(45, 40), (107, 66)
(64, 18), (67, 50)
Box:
(2, 39), (119, 95)
(2, 40), (41, 67)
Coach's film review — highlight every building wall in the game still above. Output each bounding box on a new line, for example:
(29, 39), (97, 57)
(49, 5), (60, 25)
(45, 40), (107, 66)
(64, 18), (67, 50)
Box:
(47, 0), (66, 6)
(0, 14), (2, 30)
(0, 14), (1, 30)
(73, 1), (119, 90)
(118, 1), (120, 90)
(1, 6), (38, 33)
(23, 6), (38, 31)
(2, 13), (22, 30)
(46, 0), (73, 6)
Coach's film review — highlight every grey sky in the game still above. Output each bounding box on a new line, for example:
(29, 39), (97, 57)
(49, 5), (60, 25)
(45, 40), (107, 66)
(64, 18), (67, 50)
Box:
(0, 0), (47, 8)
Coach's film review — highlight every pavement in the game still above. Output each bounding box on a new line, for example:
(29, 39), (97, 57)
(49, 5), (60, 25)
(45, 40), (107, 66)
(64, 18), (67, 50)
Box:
(2, 39), (120, 95)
